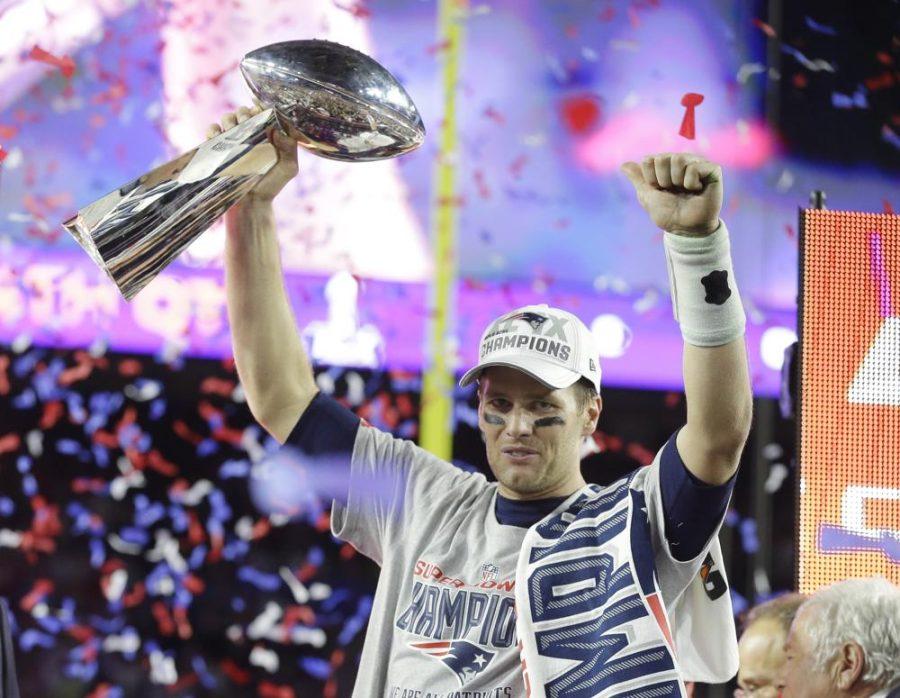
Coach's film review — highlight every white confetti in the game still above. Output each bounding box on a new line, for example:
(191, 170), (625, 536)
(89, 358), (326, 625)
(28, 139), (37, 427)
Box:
(26, 430), (43, 457)
(737, 62), (767, 84)
(247, 602), (282, 640)
(107, 533), (143, 556)
(104, 569), (128, 603)
(103, 629), (141, 655)
(280, 567), (310, 604)
(249, 646), (279, 673)
(149, 650), (177, 685)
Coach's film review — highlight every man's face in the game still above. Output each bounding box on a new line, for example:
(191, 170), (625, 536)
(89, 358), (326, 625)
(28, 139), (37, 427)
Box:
(781, 607), (841, 698)
(736, 618), (788, 697)
(477, 366), (600, 500)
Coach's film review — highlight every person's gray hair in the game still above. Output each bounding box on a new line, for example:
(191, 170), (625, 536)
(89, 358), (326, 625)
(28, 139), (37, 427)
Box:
(800, 576), (900, 690)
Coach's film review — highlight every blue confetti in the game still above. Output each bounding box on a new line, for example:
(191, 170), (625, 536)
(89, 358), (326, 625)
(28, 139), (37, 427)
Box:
(221, 539), (249, 561)
(188, 545), (207, 569)
(219, 460), (250, 479)
(740, 518), (760, 554)
(135, 502), (166, 528)
(12, 388), (36, 409)
(13, 351), (42, 378)
(149, 398), (167, 420)
(22, 474), (38, 497)
(89, 538), (106, 568)
(236, 567), (281, 591)
(300, 657), (331, 680)
(168, 505), (189, 533)
(731, 589), (749, 617)
(66, 393), (87, 423)
(832, 90), (868, 109)
(320, 589), (351, 613)
(192, 655), (217, 689)
(57, 439), (82, 455)
(91, 443), (110, 468)
(197, 439), (219, 457)
(804, 16), (837, 35)
(119, 527), (149, 546)
(20, 629), (56, 651)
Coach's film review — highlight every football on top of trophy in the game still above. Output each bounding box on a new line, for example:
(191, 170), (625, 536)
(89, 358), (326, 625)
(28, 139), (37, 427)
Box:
(240, 39), (426, 161)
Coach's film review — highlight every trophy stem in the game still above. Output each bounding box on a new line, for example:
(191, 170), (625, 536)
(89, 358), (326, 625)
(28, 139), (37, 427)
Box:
(63, 109), (279, 301)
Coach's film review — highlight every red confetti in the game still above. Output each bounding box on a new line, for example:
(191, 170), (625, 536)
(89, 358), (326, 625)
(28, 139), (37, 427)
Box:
(560, 95), (601, 134)
(679, 93), (704, 139)
(0, 433), (20, 455)
(152, 601), (175, 635)
(509, 154), (529, 179)
(626, 442), (655, 465)
(220, 659), (252, 685)
(259, 682), (295, 698)
(283, 605), (316, 629)
(482, 106), (506, 125)
(785, 223), (796, 239)
(884, 200), (895, 215)
(20, 579), (54, 612)
(473, 169), (491, 199)
(87, 684), (114, 698)
(426, 39), (451, 56)
(183, 574), (205, 595)
(792, 72), (808, 88)
(0, 145), (7, 163)
(200, 376), (235, 396)
(627, 6), (640, 28)
(332, 1), (370, 19)
(118, 359), (142, 377)
(123, 582), (146, 608)
(752, 18), (776, 38)
(864, 72), (895, 91)
(28, 46), (76, 79)
(598, 6), (615, 22)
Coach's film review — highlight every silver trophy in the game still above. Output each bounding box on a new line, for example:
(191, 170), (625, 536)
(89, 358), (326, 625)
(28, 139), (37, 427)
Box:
(63, 40), (426, 301)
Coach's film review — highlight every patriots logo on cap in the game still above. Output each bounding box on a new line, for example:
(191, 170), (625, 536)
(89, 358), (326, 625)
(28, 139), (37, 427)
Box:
(410, 640), (495, 684)
(506, 311), (548, 331)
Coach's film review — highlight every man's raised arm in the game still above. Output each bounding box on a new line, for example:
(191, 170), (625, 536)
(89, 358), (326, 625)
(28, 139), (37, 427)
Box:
(208, 105), (317, 443)
(622, 153), (753, 485)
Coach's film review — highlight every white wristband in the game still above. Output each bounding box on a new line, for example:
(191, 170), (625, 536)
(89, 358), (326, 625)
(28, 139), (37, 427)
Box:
(663, 220), (746, 347)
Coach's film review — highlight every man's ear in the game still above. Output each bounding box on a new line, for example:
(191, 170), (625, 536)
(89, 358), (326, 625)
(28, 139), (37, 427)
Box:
(834, 642), (866, 691)
(583, 395), (602, 436)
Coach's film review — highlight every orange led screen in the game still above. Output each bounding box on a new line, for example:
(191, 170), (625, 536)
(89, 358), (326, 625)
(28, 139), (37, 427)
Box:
(799, 209), (900, 592)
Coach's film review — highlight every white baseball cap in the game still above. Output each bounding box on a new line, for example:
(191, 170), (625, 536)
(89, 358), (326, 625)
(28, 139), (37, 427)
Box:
(459, 304), (602, 392)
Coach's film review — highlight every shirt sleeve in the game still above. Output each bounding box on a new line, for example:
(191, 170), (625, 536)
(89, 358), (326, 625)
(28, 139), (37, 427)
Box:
(632, 432), (737, 609)
(299, 400), (486, 567)
(658, 429), (737, 562)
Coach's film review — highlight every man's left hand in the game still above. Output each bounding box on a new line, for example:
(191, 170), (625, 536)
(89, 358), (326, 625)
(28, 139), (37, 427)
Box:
(621, 153), (722, 236)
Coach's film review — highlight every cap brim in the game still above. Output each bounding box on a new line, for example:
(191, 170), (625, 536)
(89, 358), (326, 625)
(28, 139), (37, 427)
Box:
(458, 358), (582, 390)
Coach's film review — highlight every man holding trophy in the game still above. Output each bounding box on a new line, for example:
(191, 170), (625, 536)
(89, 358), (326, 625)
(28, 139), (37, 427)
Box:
(211, 121), (749, 698)
(67, 39), (751, 697)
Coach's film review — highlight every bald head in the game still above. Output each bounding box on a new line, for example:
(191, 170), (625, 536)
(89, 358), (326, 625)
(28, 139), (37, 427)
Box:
(738, 617), (790, 695)
(737, 594), (807, 696)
